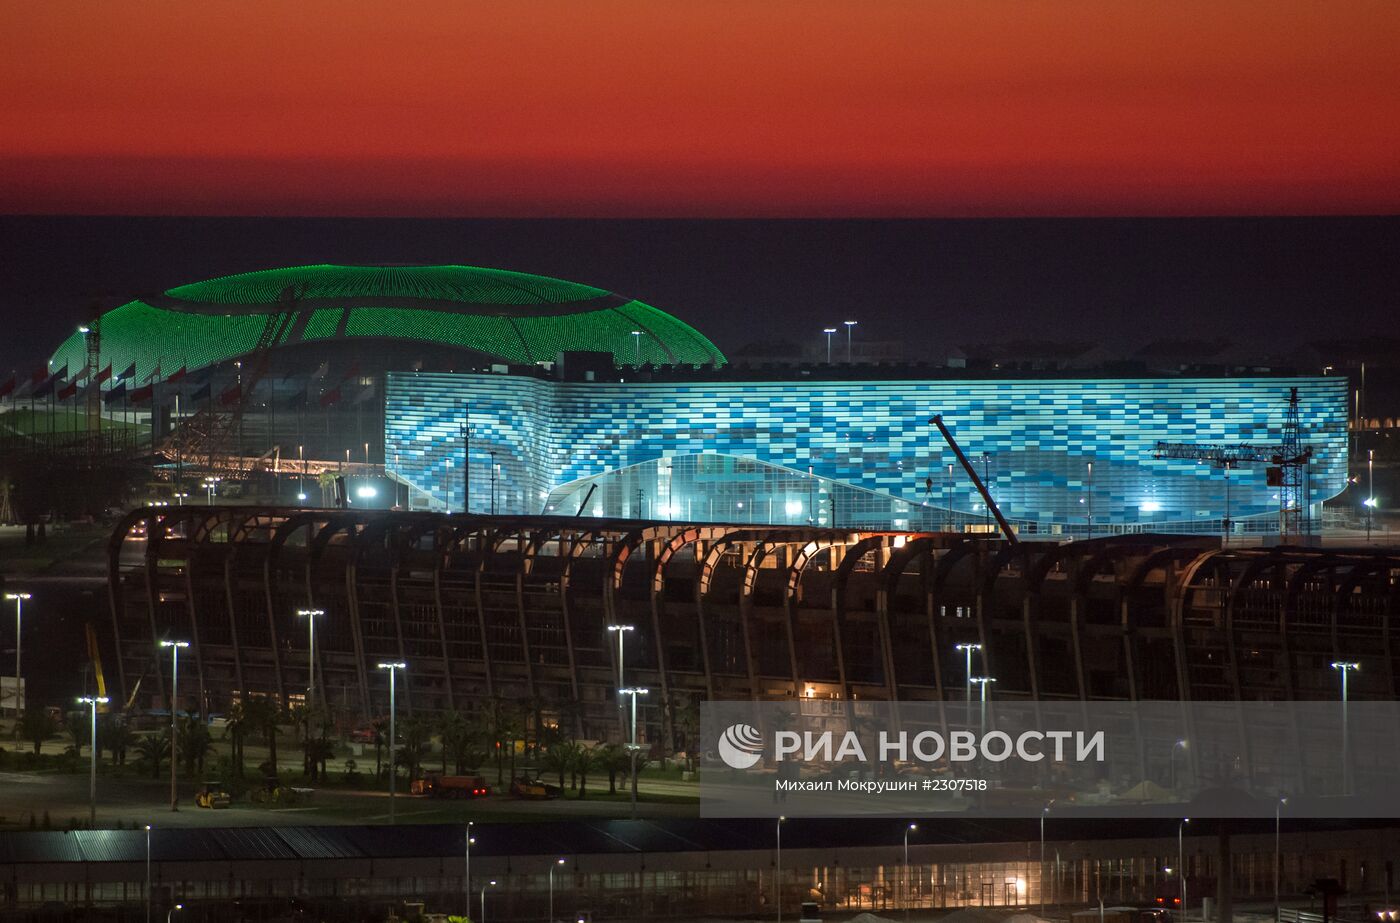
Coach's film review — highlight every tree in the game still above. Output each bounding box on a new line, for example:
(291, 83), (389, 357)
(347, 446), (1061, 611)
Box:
(599, 744), (632, 795)
(571, 744), (600, 799)
(224, 701), (249, 777)
(674, 697), (701, 772)
(241, 695), (283, 780)
(486, 700), (525, 786)
(396, 714), (434, 781)
(134, 733), (171, 779)
(20, 709), (59, 756)
(542, 742), (576, 791)
(317, 470), (337, 507)
(176, 717), (213, 776)
(437, 709), (468, 775)
(101, 718), (136, 767)
(307, 736), (337, 782)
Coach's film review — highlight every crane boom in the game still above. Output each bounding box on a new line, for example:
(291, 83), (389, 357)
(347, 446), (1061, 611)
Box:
(928, 414), (1019, 545)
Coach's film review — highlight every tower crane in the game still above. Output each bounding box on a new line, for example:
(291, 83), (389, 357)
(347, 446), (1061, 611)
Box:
(1154, 387), (1313, 541)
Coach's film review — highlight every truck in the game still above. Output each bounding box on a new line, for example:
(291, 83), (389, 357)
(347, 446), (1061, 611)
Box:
(410, 773), (491, 799)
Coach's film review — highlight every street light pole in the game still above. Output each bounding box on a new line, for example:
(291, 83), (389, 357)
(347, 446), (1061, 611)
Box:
(631, 329), (642, 365)
(550, 856), (566, 922)
(159, 641), (188, 811)
(955, 643), (982, 711)
(378, 661), (406, 821)
(606, 624), (634, 738)
(145, 824), (152, 923)
(823, 328), (837, 363)
(4, 592), (29, 718)
(904, 822), (917, 921)
(843, 320), (857, 362)
(481, 879), (496, 923)
(1041, 801), (1055, 916)
(297, 609), (323, 713)
(465, 822), (474, 906)
(1170, 739), (1188, 793)
(776, 815), (785, 923)
(621, 687), (648, 818)
(1086, 461), (1094, 539)
(1275, 797), (1288, 923)
(1367, 448), (1375, 542)
(1332, 661), (1359, 795)
(971, 676), (996, 740)
(78, 696), (108, 824)
(1179, 818), (1190, 920)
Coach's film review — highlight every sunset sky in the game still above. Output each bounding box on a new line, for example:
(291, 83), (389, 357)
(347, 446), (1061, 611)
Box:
(3, 1), (1399, 216)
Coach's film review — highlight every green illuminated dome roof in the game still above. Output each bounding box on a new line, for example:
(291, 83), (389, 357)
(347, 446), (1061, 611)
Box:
(50, 264), (726, 379)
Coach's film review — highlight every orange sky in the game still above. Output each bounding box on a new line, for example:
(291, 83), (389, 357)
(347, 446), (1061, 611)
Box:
(3, 0), (1399, 216)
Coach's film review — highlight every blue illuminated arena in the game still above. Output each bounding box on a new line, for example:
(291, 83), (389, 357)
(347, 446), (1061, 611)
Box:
(385, 372), (1348, 535)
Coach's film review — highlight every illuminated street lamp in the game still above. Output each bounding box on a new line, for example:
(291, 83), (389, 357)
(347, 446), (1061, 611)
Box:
(1366, 448), (1375, 542)
(1041, 800), (1056, 916)
(296, 609), (323, 713)
(77, 695), (108, 824)
(145, 824), (152, 923)
(1179, 817), (1190, 917)
(843, 319), (857, 362)
(1170, 739), (1188, 792)
(549, 856), (567, 922)
(620, 686), (648, 818)
(377, 661), (407, 821)
(954, 642), (982, 708)
(481, 879), (497, 923)
(904, 822), (918, 921)
(823, 327), (837, 363)
(202, 476), (221, 505)
(464, 822), (474, 903)
(631, 329), (642, 365)
(1332, 661), (1360, 795)
(1275, 797), (1288, 923)
(970, 676), (996, 740)
(606, 624), (634, 733)
(4, 592), (30, 717)
(167, 904), (183, 923)
(158, 641), (189, 811)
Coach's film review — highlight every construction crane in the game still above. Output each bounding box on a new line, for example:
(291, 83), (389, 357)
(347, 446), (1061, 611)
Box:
(165, 285), (301, 478)
(929, 415), (1019, 545)
(1154, 387), (1314, 540)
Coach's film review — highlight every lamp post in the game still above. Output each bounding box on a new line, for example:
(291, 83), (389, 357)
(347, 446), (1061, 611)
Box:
(78, 696), (108, 824)
(1086, 461), (1094, 539)
(1041, 801), (1055, 916)
(158, 641), (188, 811)
(1170, 739), (1188, 793)
(1331, 661), (1359, 795)
(621, 686), (648, 818)
(606, 624), (634, 736)
(823, 328), (837, 363)
(776, 815), (786, 923)
(167, 903), (182, 923)
(145, 824), (152, 923)
(904, 822), (917, 921)
(631, 330), (642, 365)
(550, 856), (566, 922)
(481, 879), (496, 923)
(4, 592), (29, 717)
(1179, 817), (1190, 920)
(954, 642), (982, 710)
(297, 609), (323, 713)
(378, 661), (406, 821)
(1367, 448), (1375, 542)
(843, 320), (857, 362)
(465, 822), (474, 905)
(971, 676), (996, 740)
(1275, 797), (1288, 923)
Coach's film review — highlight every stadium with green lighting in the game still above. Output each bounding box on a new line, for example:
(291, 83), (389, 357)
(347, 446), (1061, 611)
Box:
(49, 263), (726, 380)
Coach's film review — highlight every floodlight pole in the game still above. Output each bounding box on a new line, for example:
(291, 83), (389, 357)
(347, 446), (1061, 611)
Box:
(464, 822), (473, 905)
(159, 641), (188, 811)
(78, 695), (108, 824)
(297, 609), (323, 713)
(378, 662), (406, 821)
(4, 592), (29, 717)
(145, 824), (152, 923)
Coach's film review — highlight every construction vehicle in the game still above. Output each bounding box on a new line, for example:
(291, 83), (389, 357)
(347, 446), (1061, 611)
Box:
(411, 772), (491, 799)
(195, 781), (232, 809)
(509, 771), (562, 800)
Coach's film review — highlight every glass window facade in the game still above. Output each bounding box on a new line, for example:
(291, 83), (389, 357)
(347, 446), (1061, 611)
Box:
(386, 372), (1348, 533)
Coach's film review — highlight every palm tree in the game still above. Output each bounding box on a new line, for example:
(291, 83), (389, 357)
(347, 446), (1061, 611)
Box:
(224, 701), (249, 777)
(176, 717), (213, 776)
(101, 719), (136, 767)
(396, 714), (434, 781)
(674, 697), (701, 772)
(134, 733), (171, 779)
(20, 709), (59, 756)
(317, 470), (337, 507)
(571, 744), (601, 799)
(599, 743), (632, 795)
(487, 700), (525, 786)
(307, 736), (336, 782)
(437, 709), (468, 775)
(241, 695), (283, 779)
(542, 741), (576, 791)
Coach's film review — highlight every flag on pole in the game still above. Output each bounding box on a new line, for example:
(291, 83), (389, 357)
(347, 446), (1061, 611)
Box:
(57, 378), (79, 401)
(218, 383), (241, 406)
(115, 362), (137, 381)
(0, 374), (16, 399)
(143, 363), (162, 384)
(29, 364), (48, 386)
(318, 386), (342, 407)
(33, 364), (67, 398)
(191, 382), (212, 402)
(102, 381), (128, 404)
(129, 383), (155, 404)
(94, 363), (113, 385)
(167, 365), (188, 384)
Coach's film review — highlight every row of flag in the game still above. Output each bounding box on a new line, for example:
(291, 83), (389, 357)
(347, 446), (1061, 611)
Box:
(0, 360), (374, 408)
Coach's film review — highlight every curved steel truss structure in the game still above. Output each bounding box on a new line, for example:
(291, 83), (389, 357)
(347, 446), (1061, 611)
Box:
(108, 506), (1400, 750)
